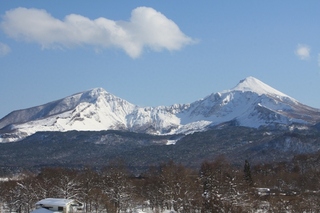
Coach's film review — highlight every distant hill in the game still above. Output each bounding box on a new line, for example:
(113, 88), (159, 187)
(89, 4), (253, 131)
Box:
(1, 125), (320, 174)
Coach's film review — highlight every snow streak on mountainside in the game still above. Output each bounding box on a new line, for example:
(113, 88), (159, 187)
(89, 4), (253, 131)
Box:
(1, 76), (320, 142)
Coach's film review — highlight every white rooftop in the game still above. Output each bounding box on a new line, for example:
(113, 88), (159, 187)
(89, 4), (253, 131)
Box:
(36, 198), (73, 206)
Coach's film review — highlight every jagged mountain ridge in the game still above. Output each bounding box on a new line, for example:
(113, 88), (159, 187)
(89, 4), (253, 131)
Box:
(1, 76), (320, 142)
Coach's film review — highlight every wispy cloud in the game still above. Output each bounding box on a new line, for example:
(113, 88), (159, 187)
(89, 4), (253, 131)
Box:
(0, 7), (196, 58)
(295, 44), (310, 60)
(0, 42), (11, 56)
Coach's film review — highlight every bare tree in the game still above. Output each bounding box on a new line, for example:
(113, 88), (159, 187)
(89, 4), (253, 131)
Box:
(0, 174), (38, 213)
(158, 161), (201, 212)
(199, 157), (245, 212)
(77, 167), (100, 213)
(100, 160), (134, 213)
(53, 168), (81, 199)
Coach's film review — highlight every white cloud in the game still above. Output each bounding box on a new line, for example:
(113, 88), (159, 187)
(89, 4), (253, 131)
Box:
(295, 44), (310, 60)
(0, 7), (195, 58)
(0, 42), (11, 56)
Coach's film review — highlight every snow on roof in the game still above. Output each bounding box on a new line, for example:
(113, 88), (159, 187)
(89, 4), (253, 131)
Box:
(36, 198), (73, 206)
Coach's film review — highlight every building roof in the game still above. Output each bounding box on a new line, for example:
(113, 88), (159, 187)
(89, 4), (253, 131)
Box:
(36, 198), (73, 206)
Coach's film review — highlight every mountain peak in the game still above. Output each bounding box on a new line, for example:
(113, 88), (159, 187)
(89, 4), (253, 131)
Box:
(84, 87), (108, 98)
(231, 76), (288, 97)
(88, 87), (107, 94)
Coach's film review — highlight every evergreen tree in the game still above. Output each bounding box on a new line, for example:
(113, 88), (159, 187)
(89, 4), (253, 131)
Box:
(244, 160), (253, 186)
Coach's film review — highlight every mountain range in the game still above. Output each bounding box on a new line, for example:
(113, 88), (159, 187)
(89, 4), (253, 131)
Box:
(1, 76), (320, 143)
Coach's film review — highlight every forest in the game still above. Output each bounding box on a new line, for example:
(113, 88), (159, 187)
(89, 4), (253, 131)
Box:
(1, 154), (320, 213)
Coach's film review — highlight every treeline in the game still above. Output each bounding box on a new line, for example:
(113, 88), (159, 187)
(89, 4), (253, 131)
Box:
(1, 156), (320, 213)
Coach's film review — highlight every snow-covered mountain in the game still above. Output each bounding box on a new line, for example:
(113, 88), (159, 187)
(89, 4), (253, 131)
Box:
(1, 76), (320, 143)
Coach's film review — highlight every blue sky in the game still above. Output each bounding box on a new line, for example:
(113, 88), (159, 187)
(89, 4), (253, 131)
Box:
(0, 1), (319, 118)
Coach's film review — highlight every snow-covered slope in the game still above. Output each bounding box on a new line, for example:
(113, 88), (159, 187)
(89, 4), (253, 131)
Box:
(1, 76), (320, 142)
